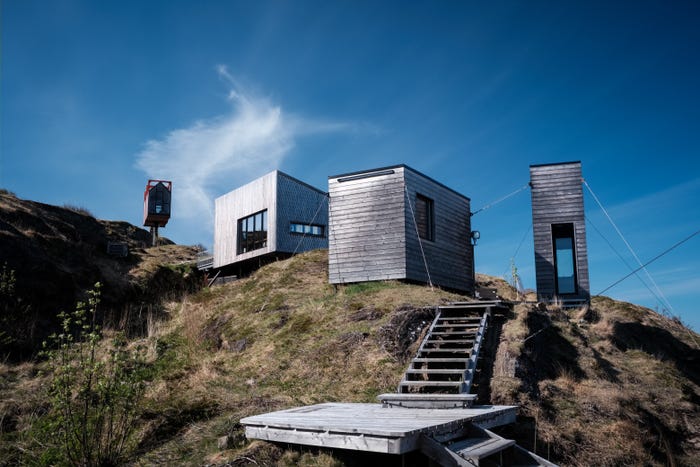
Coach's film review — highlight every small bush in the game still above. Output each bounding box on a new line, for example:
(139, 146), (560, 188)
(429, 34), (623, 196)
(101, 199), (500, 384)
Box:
(39, 283), (146, 466)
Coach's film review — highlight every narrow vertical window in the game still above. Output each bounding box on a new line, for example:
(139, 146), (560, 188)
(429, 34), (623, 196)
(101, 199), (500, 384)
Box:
(552, 223), (577, 294)
(415, 194), (434, 241)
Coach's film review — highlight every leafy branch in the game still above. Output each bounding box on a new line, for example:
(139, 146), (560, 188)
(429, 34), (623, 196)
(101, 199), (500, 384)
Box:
(40, 283), (146, 466)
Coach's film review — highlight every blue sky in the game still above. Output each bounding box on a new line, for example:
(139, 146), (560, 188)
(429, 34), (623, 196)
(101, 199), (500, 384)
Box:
(2, 1), (699, 329)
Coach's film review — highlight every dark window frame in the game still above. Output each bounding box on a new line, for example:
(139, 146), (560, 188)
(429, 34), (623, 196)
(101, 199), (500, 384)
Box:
(415, 193), (435, 241)
(237, 209), (268, 254)
(552, 223), (577, 295)
(289, 222), (325, 237)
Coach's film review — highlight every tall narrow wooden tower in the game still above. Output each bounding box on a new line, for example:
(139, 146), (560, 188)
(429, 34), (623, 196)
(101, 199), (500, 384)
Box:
(530, 162), (590, 302)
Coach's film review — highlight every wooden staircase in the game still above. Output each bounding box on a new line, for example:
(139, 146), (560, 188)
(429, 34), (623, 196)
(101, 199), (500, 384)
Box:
(419, 424), (557, 467)
(397, 301), (504, 396)
(379, 300), (558, 466)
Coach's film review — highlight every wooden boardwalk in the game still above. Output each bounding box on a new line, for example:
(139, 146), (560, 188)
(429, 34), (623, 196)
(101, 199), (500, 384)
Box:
(240, 402), (516, 455)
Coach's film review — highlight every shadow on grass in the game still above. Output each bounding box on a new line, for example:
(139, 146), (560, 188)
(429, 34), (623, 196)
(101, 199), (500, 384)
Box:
(612, 321), (700, 386)
(516, 311), (585, 398)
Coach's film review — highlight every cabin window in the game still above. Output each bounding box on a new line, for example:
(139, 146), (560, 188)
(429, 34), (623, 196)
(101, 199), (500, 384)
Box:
(552, 223), (577, 295)
(153, 190), (166, 214)
(415, 194), (434, 241)
(290, 222), (325, 237)
(149, 185), (170, 215)
(238, 210), (268, 254)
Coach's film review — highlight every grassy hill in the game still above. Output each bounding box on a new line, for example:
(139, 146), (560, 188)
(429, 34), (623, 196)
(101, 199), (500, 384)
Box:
(0, 190), (201, 356)
(0, 193), (698, 466)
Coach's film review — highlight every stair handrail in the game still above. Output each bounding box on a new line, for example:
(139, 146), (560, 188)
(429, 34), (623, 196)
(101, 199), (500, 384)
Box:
(461, 308), (490, 394)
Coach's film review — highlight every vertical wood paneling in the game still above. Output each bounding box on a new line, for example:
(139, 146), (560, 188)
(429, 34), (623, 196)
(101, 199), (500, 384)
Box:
(214, 171), (277, 268)
(214, 171), (328, 269)
(530, 162), (590, 300)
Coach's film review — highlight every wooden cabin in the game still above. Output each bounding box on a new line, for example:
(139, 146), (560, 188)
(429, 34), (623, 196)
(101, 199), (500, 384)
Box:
(213, 170), (328, 271)
(143, 180), (172, 227)
(328, 165), (474, 293)
(529, 161), (590, 302)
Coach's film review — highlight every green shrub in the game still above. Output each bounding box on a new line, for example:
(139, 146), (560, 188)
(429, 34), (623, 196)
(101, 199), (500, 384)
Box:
(40, 283), (146, 466)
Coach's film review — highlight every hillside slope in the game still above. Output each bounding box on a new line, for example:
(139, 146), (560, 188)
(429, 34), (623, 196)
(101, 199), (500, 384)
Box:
(0, 190), (201, 356)
(143, 251), (699, 466)
(491, 298), (699, 466)
(0, 231), (698, 465)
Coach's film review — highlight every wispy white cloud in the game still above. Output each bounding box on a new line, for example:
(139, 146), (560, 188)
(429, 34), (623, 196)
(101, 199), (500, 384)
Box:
(135, 66), (357, 235)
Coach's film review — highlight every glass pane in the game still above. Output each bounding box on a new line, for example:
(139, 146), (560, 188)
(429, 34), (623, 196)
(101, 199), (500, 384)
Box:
(415, 194), (433, 240)
(262, 211), (267, 232)
(555, 237), (576, 294)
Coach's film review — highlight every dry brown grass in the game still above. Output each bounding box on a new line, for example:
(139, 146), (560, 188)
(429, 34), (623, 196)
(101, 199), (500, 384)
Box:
(119, 250), (468, 463)
(497, 296), (700, 466)
(3, 249), (699, 466)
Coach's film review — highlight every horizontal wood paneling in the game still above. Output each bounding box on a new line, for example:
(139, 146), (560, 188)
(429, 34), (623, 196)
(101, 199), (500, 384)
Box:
(328, 169), (407, 284)
(530, 162), (590, 300)
(328, 166), (473, 293)
(404, 168), (473, 293)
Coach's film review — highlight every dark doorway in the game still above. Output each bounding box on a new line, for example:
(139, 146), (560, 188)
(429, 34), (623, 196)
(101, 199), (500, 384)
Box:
(552, 223), (577, 295)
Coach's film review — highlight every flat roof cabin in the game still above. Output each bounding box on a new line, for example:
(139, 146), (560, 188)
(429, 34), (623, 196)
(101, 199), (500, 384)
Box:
(213, 171), (328, 270)
(328, 165), (474, 294)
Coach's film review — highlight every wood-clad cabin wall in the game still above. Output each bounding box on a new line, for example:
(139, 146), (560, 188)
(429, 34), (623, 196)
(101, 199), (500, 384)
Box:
(275, 172), (329, 254)
(403, 168), (473, 293)
(530, 161), (590, 300)
(328, 166), (474, 294)
(328, 169), (407, 284)
(213, 171), (278, 268)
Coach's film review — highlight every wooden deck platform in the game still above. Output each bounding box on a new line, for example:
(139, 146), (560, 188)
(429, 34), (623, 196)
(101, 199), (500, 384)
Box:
(240, 402), (517, 455)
